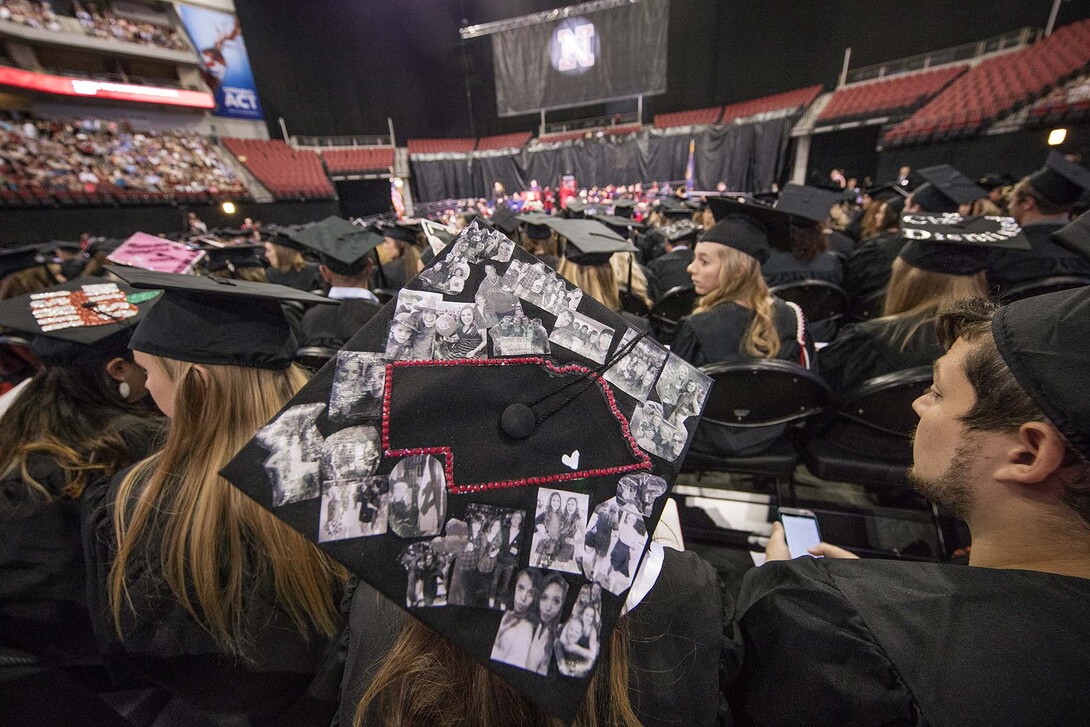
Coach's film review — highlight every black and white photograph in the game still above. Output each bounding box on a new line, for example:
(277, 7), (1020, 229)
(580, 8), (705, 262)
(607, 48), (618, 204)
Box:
(629, 400), (687, 461)
(655, 354), (712, 424)
(416, 258), (472, 296)
(384, 289), (444, 361)
(602, 329), (669, 401)
(490, 306), (551, 357)
(548, 308), (615, 365)
(388, 454), (447, 538)
(256, 402), (326, 507)
(447, 504), (523, 610)
(320, 425), (381, 481)
(474, 264), (520, 328)
(490, 567), (569, 676)
(399, 540), (454, 608)
(529, 488), (588, 574)
(458, 223), (502, 264)
(318, 476), (389, 542)
(581, 479), (649, 595)
(491, 235), (516, 263)
(328, 351), (387, 423)
(555, 584), (602, 678)
(619, 472), (668, 517)
(433, 301), (488, 359)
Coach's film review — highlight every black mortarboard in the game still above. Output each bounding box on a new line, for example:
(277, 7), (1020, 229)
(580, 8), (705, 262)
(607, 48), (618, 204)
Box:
(0, 277), (159, 365)
(270, 224), (306, 251)
(516, 212), (554, 240)
(0, 244), (50, 278)
(589, 214), (647, 238)
(775, 183), (842, 225)
(564, 199), (589, 217)
(284, 216), (383, 276)
(699, 214), (772, 263)
(1051, 209), (1090, 260)
(658, 219), (701, 244)
(490, 205), (519, 236)
(1027, 152), (1090, 207)
(898, 212), (1030, 275)
(107, 265), (334, 370)
(866, 182), (910, 202)
(911, 165), (987, 213)
(978, 172), (1016, 191)
(220, 219), (711, 721)
(656, 197), (691, 219)
(381, 222), (419, 245)
(611, 198), (636, 218)
(705, 196), (790, 251)
(202, 244), (266, 273)
(992, 286), (1090, 461)
(548, 219), (636, 265)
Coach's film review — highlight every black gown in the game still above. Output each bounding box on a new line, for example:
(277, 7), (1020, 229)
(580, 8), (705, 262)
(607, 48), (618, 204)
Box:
(647, 248), (694, 300)
(335, 547), (729, 727)
(842, 230), (903, 313)
(267, 263), (323, 293)
(299, 298), (382, 350)
(817, 315), (942, 396)
(761, 249), (844, 288)
(82, 466), (342, 726)
(727, 557), (1090, 726)
(986, 220), (1090, 292)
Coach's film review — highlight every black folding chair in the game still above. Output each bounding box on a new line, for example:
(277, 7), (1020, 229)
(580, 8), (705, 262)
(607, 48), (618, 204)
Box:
(769, 280), (849, 342)
(997, 275), (1090, 305)
(852, 289), (886, 322)
(649, 284), (697, 344)
(619, 289), (651, 318)
(294, 346), (338, 372)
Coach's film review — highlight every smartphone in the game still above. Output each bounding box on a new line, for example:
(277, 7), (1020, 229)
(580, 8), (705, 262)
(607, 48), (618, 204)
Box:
(778, 507), (822, 558)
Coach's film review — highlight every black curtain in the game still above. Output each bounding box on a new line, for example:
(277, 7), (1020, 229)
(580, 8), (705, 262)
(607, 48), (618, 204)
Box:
(410, 157), (477, 202)
(695, 116), (795, 191)
(475, 152), (528, 197)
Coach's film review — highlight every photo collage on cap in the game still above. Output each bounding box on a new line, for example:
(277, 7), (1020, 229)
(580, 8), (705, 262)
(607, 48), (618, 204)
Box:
(221, 220), (711, 720)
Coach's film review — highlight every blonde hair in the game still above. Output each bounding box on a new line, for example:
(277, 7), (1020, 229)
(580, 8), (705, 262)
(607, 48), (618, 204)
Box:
(969, 198), (1002, 216)
(0, 264), (57, 300)
(609, 251), (652, 308)
(692, 244), (780, 359)
(210, 266), (268, 283)
(880, 257), (989, 348)
(354, 616), (640, 727)
(270, 243), (307, 274)
(108, 357), (343, 657)
(557, 258), (620, 311)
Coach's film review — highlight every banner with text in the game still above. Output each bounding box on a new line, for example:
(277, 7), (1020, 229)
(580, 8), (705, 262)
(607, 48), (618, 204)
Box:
(491, 0), (669, 117)
(176, 3), (264, 121)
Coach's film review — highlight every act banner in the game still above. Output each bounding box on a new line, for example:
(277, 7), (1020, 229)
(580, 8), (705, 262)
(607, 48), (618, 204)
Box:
(176, 3), (264, 121)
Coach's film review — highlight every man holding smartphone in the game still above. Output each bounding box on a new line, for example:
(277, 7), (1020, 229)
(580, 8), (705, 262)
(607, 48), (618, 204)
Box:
(725, 265), (1090, 724)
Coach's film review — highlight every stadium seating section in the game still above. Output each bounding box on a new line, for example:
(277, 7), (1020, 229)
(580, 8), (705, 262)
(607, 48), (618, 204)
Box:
(884, 18), (1090, 146)
(537, 124), (643, 144)
(406, 138), (476, 155)
(321, 147), (395, 174)
(653, 107), (723, 129)
(818, 66), (967, 123)
(222, 138), (334, 200)
(1026, 71), (1090, 124)
(720, 85), (823, 124)
(475, 132), (533, 151)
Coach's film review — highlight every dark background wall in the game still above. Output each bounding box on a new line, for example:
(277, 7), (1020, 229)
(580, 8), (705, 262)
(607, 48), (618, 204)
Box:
(235, 0), (1090, 140)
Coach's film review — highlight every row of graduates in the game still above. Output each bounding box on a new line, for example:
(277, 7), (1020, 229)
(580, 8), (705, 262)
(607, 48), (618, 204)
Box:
(3, 206), (1090, 725)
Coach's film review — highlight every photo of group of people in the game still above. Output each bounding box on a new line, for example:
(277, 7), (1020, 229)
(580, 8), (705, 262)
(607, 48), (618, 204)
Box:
(320, 425), (381, 482)
(555, 584), (602, 678)
(581, 476), (650, 595)
(501, 259), (582, 316)
(388, 454), (448, 538)
(318, 476), (388, 542)
(447, 221), (515, 266)
(328, 351), (387, 423)
(384, 290), (445, 361)
(399, 540), (455, 608)
(549, 309), (615, 365)
(630, 400), (687, 461)
(447, 505), (524, 610)
(490, 306), (551, 357)
(416, 258), (473, 295)
(529, 488), (589, 574)
(474, 264), (521, 327)
(603, 329), (669, 401)
(256, 402), (327, 506)
(655, 354), (712, 425)
(490, 567), (569, 676)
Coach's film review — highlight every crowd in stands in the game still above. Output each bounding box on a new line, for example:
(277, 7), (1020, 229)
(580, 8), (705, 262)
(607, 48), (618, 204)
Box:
(0, 0), (61, 30)
(73, 1), (188, 50)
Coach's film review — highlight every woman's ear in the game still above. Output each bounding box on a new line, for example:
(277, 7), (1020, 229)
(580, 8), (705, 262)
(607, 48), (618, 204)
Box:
(104, 356), (128, 383)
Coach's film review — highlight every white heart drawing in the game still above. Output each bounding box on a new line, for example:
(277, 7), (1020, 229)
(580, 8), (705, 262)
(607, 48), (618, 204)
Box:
(561, 449), (580, 470)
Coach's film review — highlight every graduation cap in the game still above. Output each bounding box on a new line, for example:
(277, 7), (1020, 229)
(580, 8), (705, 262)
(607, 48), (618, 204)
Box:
(489, 205), (519, 236)
(898, 212), (1029, 275)
(515, 212), (554, 240)
(655, 197), (692, 219)
(0, 244), (50, 278)
(611, 198), (636, 218)
(380, 221), (419, 245)
(563, 199), (589, 217)
(219, 218), (711, 721)
(993, 285), (1090, 461)
(1027, 152), (1090, 207)
(269, 224), (307, 251)
(775, 184), (842, 226)
(201, 244), (266, 274)
(0, 277), (159, 366)
(658, 219), (701, 244)
(1051, 209), (1090, 260)
(283, 216), (383, 276)
(699, 214), (772, 263)
(705, 196), (790, 252)
(911, 165), (987, 213)
(978, 172), (1016, 191)
(106, 265), (334, 370)
(589, 214), (647, 238)
(547, 219), (636, 265)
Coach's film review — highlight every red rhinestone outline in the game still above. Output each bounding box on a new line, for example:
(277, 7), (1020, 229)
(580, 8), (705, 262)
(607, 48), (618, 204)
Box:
(381, 356), (652, 494)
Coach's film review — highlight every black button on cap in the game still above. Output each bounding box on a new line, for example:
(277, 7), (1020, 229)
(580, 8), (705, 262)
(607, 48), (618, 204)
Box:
(501, 403), (536, 439)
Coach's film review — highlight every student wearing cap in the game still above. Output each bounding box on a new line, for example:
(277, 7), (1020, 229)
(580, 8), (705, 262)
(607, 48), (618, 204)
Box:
(264, 226), (323, 292)
(0, 244), (62, 300)
(202, 244), (268, 283)
(82, 268), (346, 725)
(755, 185), (845, 289)
(0, 280), (162, 722)
(728, 288), (1090, 724)
(842, 191), (907, 314)
(551, 219), (639, 314)
(647, 220), (697, 301)
(373, 222), (424, 293)
(516, 212), (561, 269)
(988, 152), (1090, 290)
(819, 234), (990, 399)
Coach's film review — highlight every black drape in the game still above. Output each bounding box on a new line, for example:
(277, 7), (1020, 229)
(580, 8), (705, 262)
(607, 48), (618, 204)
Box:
(410, 156), (476, 203)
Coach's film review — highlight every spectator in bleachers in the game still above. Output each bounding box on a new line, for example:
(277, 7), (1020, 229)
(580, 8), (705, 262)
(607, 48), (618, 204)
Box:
(0, 0), (61, 31)
(73, 1), (188, 50)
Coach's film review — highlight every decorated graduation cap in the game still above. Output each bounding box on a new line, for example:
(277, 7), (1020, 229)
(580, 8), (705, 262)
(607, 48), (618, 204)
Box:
(659, 219), (701, 245)
(898, 212), (1029, 275)
(1027, 151), (1090, 207)
(993, 285), (1090, 461)
(107, 265), (334, 370)
(283, 216), (383, 276)
(220, 218), (711, 721)
(978, 172), (1016, 191)
(0, 277), (159, 365)
(911, 164), (987, 213)
(0, 244), (51, 278)
(548, 218), (636, 266)
(201, 244), (265, 274)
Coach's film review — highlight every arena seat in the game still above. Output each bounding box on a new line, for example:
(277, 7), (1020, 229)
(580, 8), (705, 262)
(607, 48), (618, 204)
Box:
(818, 66), (967, 123)
(406, 138), (477, 155)
(719, 85), (822, 124)
(320, 147), (395, 174)
(653, 107), (723, 129)
(475, 132), (532, 151)
(222, 138), (335, 200)
(1025, 71), (1090, 124)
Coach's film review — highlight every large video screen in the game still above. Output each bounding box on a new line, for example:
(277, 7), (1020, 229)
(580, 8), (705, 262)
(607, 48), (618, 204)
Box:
(491, 0), (669, 117)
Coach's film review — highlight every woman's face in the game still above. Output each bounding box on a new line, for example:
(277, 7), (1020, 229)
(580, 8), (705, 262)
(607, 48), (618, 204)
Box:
(539, 582), (564, 625)
(549, 492), (562, 510)
(687, 241), (723, 296)
(263, 241), (278, 267)
(460, 307), (475, 326)
(580, 607), (595, 630)
(565, 498), (577, 515)
(134, 351), (174, 417)
(512, 573), (535, 615)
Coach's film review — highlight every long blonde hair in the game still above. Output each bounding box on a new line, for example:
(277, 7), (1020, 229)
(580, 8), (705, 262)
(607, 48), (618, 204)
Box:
(269, 243), (307, 273)
(108, 357), (343, 656)
(880, 257), (989, 348)
(609, 251), (652, 308)
(557, 258), (620, 311)
(692, 244), (780, 359)
(354, 617), (641, 727)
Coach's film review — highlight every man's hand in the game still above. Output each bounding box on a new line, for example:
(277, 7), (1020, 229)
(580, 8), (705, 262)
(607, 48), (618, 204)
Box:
(763, 522), (860, 562)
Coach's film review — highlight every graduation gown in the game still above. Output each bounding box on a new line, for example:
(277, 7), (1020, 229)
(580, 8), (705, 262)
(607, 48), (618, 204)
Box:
(299, 298), (382, 350)
(647, 248), (694, 300)
(842, 230), (903, 310)
(728, 558), (1090, 726)
(335, 548), (729, 727)
(761, 249), (844, 288)
(986, 220), (1090, 292)
(267, 263), (323, 293)
(817, 315), (942, 396)
(81, 466), (341, 726)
